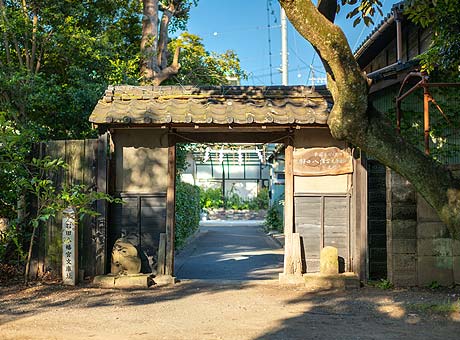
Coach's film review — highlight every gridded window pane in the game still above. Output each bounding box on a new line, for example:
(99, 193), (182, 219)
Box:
(245, 165), (260, 179)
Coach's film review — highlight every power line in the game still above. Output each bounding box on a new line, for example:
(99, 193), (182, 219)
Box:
(196, 24), (281, 38)
(266, 0), (274, 85)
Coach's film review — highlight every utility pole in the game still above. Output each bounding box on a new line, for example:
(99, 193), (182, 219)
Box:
(280, 6), (288, 85)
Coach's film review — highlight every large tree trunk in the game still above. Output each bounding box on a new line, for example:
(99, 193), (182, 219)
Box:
(141, 0), (180, 85)
(279, 0), (460, 238)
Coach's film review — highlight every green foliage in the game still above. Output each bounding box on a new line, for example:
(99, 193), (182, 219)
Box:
(428, 280), (441, 289)
(200, 187), (224, 209)
(250, 187), (269, 210)
(406, 299), (460, 314)
(338, 0), (384, 27)
(369, 278), (394, 289)
(385, 78), (460, 164)
(16, 155), (121, 282)
(404, 0), (460, 74)
(0, 149), (121, 281)
(0, 224), (25, 264)
(225, 191), (248, 210)
(175, 180), (200, 249)
(0, 0), (143, 140)
(176, 143), (195, 175)
(0, 115), (38, 219)
(165, 32), (246, 86)
(264, 200), (284, 232)
(161, 0), (199, 33)
(199, 186), (269, 211)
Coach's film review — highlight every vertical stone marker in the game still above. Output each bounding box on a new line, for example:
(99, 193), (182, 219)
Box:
(320, 246), (339, 275)
(62, 207), (78, 285)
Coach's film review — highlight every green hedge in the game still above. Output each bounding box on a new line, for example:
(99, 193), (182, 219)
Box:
(264, 199), (284, 232)
(175, 180), (201, 249)
(199, 186), (269, 211)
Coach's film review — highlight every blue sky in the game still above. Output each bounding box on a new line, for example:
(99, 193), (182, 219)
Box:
(180, 0), (399, 86)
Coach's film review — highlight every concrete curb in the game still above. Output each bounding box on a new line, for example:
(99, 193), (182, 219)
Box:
(267, 231), (285, 248)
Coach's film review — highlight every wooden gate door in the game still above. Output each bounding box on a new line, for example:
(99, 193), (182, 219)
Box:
(294, 194), (351, 273)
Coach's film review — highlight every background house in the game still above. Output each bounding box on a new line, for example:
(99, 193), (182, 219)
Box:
(181, 144), (270, 201)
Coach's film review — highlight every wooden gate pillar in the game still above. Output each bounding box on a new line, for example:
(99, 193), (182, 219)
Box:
(280, 137), (303, 283)
(165, 134), (176, 277)
(96, 131), (109, 275)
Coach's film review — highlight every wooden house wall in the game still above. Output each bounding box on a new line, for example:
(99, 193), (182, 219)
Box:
(362, 25), (431, 73)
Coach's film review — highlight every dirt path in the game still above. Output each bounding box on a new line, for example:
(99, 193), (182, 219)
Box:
(1, 281), (459, 340)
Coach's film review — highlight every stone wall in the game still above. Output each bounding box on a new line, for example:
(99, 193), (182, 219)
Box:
(386, 169), (460, 286)
(205, 209), (266, 221)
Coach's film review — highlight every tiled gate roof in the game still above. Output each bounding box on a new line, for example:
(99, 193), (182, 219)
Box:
(89, 85), (332, 126)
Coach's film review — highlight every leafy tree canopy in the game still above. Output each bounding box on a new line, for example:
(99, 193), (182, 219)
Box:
(165, 32), (246, 86)
(404, 0), (460, 74)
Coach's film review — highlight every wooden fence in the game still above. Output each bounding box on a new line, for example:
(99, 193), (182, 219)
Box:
(30, 139), (99, 280)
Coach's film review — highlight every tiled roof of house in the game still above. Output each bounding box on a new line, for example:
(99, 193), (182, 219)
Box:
(89, 85), (332, 126)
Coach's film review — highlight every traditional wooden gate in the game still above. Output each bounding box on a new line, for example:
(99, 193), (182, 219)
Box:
(85, 85), (369, 283)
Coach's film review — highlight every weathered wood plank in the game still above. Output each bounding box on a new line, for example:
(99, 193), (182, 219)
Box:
(45, 140), (66, 275)
(157, 233), (166, 275)
(96, 133), (109, 275)
(165, 136), (176, 276)
(65, 140), (84, 186)
(352, 156), (368, 280)
(284, 144), (294, 234)
(81, 139), (98, 277)
(293, 147), (353, 176)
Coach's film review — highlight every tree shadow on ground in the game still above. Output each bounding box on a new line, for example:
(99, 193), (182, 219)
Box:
(0, 280), (255, 325)
(255, 286), (460, 340)
(0, 281), (459, 339)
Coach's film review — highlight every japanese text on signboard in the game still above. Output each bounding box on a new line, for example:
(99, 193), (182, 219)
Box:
(293, 147), (353, 176)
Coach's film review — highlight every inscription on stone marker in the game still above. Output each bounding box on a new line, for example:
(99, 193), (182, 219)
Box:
(293, 147), (353, 176)
(62, 207), (77, 285)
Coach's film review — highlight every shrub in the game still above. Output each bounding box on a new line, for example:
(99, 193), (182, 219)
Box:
(250, 187), (269, 210)
(225, 192), (248, 210)
(199, 187), (223, 209)
(199, 186), (269, 211)
(175, 181), (201, 249)
(264, 200), (284, 232)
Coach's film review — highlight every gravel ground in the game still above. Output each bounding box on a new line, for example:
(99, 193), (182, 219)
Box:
(1, 280), (459, 340)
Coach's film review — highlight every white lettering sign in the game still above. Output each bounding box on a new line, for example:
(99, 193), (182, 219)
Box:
(62, 207), (77, 285)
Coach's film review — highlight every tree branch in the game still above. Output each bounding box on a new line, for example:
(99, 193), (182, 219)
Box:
(157, 8), (173, 69)
(0, 0), (11, 64)
(31, 7), (38, 73)
(21, 0), (31, 70)
(317, 0), (337, 23)
(151, 45), (180, 86)
(280, 0), (368, 138)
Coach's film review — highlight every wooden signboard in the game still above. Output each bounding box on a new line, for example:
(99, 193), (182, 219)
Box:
(62, 207), (78, 285)
(293, 147), (353, 176)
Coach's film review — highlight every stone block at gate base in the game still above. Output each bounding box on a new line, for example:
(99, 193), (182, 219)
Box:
(93, 274), (169, 288)
(303, 273), (359, 291)
(320, 246), (338, 275)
